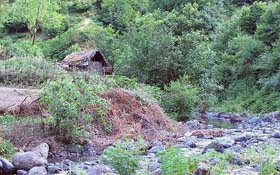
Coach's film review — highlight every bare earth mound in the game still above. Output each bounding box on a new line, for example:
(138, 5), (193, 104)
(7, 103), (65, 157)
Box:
(93, 88), (185, 148)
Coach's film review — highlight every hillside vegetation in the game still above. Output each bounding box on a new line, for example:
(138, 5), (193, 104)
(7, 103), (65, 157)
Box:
(1, 1), (280, 175)
(1, 0), (279, 118)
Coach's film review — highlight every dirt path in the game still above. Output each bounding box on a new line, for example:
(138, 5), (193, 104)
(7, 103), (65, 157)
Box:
(0, 87), (40, 109)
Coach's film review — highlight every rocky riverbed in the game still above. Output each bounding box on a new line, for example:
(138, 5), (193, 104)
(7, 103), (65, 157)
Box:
(1, 111), (280, 175)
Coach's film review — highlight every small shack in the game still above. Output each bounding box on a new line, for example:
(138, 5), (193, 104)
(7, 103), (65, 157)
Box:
(59, 49), (113, 75)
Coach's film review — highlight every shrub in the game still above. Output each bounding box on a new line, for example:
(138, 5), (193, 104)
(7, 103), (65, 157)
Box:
(160, 146), (200, 175)
(40, 75), (109, 142)
(162, 76), (198, 121)
(0, 57), (63, 87)
(101, 139), (145, 175)
(42, 29), (78, 60)
(256, 1), (280, 45)
(69, 0), (92, 13)
(0, 140), (16, 159)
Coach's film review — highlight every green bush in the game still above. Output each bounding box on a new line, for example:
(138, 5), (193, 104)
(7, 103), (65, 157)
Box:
(101, 139), (145, 175)
(40, 75), (109, 142)
(0, 140), (16, 159)
(42, 29), (79, 60)
(160, 146), (200, 175)
(0, 57), (63, 87)
(256, 1), (280, 45)
(162, 76), (198, 121)
(69, 0), (92, 13)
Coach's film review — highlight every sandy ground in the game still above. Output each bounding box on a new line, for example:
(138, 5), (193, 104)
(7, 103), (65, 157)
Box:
(0, 87), (40, 109)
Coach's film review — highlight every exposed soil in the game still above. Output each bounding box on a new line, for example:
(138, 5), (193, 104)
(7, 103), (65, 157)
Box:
(92, 88), (186, 149)
(0, 87), (42, 116)
(1, 87), (185, 152)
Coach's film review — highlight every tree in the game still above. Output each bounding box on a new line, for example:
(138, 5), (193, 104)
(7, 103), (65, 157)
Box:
(1, 0), (63, 44)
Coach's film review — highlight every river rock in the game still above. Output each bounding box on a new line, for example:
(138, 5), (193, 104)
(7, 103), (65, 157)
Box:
(12, 143), (49, 170)
(203, 142), (225, 153)
(12, 151), (48, 170)
(28, 166), (47, 175)
(31, 143), (49, 159)
(195, 162), (210, 175)
(231, 166), (258, 175)
(272, 132), (280, 138)
(234, 135), (251, 142)
(148, 146), (165, 154)
(17, 169), (28, 175)
(215, 137), (235, 148)
(0, 158), (15, 174)
(85, 165), (114, 175)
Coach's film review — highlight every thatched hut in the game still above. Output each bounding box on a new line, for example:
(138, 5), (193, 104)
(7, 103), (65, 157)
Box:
(59, 49), (113, 75)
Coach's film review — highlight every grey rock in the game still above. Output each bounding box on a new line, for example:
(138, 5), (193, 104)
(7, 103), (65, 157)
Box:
(47, 165), (62, 174)
(234, 135), (250, 142)
(195, 162), (210, 175)
(12, 151), (48, 170)
(28, 166), (47, 175)
(17, 170), (28, 175)
(203, 142), (225, 153)
(272, 132), (280, 138)
(63, 159), (73, 166)
(231, 145), (243, 152)
(148, 146), (165, 154)
(151, 140), (163, 147)
(210, 158), (217, 166)
(215, 137), (235, 148)
(231, 155), (243, 166)
(185, 139), (197, 148)
(152, 168), (163, 175)
(86, 165), (114, 175)
(31, 143), (49, 159)
(0, 158), (15, 174)
(149, 163), (160, 172)
(232, 166), (258, 175)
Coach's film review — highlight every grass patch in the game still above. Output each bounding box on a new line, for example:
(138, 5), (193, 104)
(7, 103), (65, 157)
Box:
(0, 57), (64, 87)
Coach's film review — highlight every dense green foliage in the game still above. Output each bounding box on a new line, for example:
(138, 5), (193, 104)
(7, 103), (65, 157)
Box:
(1, 0), (280, 119)
(40, 75), (109, 142)
(0, 139), (16, 159)
(101, 139), (145, 175)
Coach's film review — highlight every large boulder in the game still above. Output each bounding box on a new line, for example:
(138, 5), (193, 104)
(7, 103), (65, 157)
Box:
(12, 143), (49, 170)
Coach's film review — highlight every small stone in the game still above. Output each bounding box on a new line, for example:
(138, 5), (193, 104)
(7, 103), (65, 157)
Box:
(148, 146), (165, 154)
(234, 135), (250, 142)
(231, 145), (243, 152)
(152, 168), (163, 175)
(185, 139), (197, 148)
(149, 163), (160, 172)
(47, 165), (62, 174)
(28, 166), (47, 175)
(0, 158), (15, 174)
(215, 137), (235, 148)
(151, 140), (163, 147)
(195, 162), (210, 175)
(232, 166), (258, 175)
(86, 165), (113, 175)
(63, 159), (73, 166)
(231, 155), (243, 166)
(203, 142), (225, 153)
(272, 132), (280, 138)
(210, 158), (217, 166)
(17, 170), (28, 175)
